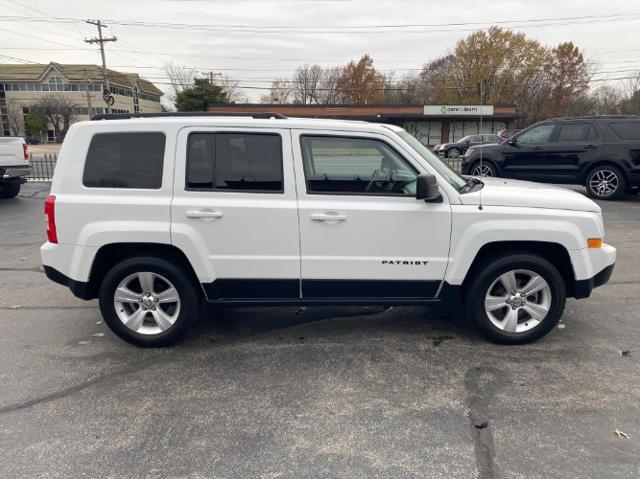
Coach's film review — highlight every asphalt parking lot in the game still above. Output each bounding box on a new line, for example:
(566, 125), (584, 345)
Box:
(1, 182), (639, 478)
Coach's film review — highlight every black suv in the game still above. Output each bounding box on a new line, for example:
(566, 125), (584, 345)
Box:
(461, 116), (640, 200)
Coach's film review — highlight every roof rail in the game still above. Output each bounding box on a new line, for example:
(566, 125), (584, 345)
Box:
(91, 111), (287, 121)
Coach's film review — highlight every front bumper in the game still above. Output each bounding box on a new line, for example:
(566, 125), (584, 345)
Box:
(573, 263), (614, 299)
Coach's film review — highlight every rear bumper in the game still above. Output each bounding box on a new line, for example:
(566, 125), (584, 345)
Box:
(1, 166), (30, 181)
(43, 265), (93, 300)
(573, 263), (615, 299)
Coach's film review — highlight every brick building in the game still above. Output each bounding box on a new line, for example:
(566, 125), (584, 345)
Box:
(208, 103), (520, 146)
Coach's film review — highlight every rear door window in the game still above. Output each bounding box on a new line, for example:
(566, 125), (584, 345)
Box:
(186, 132), (283, 192)
(83, 132), (165, 189)
(610, 122), (640, 140)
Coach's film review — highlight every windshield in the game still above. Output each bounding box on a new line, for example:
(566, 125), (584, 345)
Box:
(457, 135), (472, 143)
(397, 131), (467, 192)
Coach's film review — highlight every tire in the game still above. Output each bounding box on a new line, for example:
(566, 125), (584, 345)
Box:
(585, 165), (626, 200)
(99, 256), (201, 347)
(0, 182), (20, 199)
(447, 147), (461, 159)
(470, 161), (497, 177)
(464, 254), (566, 345)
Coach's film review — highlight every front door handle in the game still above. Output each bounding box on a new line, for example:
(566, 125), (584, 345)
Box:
(584, 144), (598, 149)
(310, 211), (347, 222)
(185, 209), (224, 220)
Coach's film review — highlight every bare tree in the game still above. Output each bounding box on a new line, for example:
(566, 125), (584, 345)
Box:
(219, 75), (246, 103)
(262, 79), (293, 104)
(162, 62), (196, 103)
(293, 65), (323, 104)
(317, 66), (341, 104)
(6, 103), (23, 136)
(31, 94), (79, 142)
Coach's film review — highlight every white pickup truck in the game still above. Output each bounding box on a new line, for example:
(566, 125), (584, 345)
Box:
(0, 137), (30, 198)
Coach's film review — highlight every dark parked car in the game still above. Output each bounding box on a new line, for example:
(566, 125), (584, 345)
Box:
(461, 115), (640, 200)
(432, 133), (501, 158)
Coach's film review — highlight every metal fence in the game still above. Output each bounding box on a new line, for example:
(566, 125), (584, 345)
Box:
(22, 152), (462, 182)
(27, 154), (57, 181)
(443, 157), (463, 173)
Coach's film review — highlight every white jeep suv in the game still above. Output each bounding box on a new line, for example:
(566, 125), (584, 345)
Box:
(41, 113), (616, 347)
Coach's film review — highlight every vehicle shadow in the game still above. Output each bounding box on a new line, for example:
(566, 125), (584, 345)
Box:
(186, 304), (474, 346)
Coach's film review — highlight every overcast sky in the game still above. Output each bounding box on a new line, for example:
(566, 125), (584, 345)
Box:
(1, 0), (639, 104)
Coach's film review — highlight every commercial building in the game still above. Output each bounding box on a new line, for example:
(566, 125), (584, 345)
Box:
(208, 103), (519, 146)
(0, 62), (163, 139)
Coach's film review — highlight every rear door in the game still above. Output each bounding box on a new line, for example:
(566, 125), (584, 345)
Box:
(501, 123), (557, 182)
(171, 127), (300, 301)
(292, 130), (452, 300)
(544, 122), (602, 184)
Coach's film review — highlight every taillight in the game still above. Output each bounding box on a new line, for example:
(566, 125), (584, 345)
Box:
(44, 195), (58, 243)
(23, 143), (29, 161)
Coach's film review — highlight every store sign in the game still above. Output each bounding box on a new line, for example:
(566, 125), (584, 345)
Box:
(424, 105), (494, 116)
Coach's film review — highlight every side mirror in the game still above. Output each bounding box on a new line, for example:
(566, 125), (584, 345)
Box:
(416, 173), (442, 203)
(508, 138), (518, 146)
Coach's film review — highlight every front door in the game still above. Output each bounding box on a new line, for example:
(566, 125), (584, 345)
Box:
(171, 127), (300, 301)
(292, 130), (452, 300)
(501, 123), (558, 182)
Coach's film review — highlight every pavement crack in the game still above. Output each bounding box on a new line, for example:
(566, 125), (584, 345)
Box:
(465, 366), (507, 479)
(0, 356), (167, 416)
(0, 266), (43, 273)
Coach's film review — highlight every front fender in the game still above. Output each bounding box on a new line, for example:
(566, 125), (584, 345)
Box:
(445, 205), (603, 285)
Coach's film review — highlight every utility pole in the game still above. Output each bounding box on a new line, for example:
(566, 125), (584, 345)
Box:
(84, 20), (117, 113)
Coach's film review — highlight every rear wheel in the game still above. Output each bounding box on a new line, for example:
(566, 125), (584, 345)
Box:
(585, 165), (625, 200)
(99, 256), (200, 347)
(0, 182), (20, 199)
(465, 254), (566, 344)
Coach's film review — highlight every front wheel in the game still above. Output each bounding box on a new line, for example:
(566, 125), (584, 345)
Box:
(99, 256), (200, 347)
(585, 165), (626, 200)
(465, 254), (566, 344)
(470, 161), (496, 177)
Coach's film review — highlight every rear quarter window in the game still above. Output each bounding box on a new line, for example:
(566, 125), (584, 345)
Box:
(609, 122), (640, 141)
(83, 132), (166, 189)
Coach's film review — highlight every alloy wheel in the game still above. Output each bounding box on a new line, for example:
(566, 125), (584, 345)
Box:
(472, 163), (494, 177)
(589, 169), (619, 198)
(484, 269), (551, 334)
(113, 272), (181, 335)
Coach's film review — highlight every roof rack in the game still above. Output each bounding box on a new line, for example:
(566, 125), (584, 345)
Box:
(91, 111), (287, 121)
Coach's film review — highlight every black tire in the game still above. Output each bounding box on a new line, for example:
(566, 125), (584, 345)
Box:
(99, 256), (201, 347)
(447, 147), (461, 159)
(469, 161), (497, 177)
(464, 254), (566, 345)
(0, 182), (20, 199)
(585, 165), (626, 200)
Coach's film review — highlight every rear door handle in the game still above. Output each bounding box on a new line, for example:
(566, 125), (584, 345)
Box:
(310, 211), (347, 222)
(185, 209), (224, 220)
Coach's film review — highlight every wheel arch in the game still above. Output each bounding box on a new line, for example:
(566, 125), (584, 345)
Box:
(86, 242), (205, 300)
(460, 241), (578, 298)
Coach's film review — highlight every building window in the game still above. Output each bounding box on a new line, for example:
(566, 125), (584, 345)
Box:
(48, 76), (65, 91)
(132, 86), (140, 113)
(403, 121), (442, 146)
